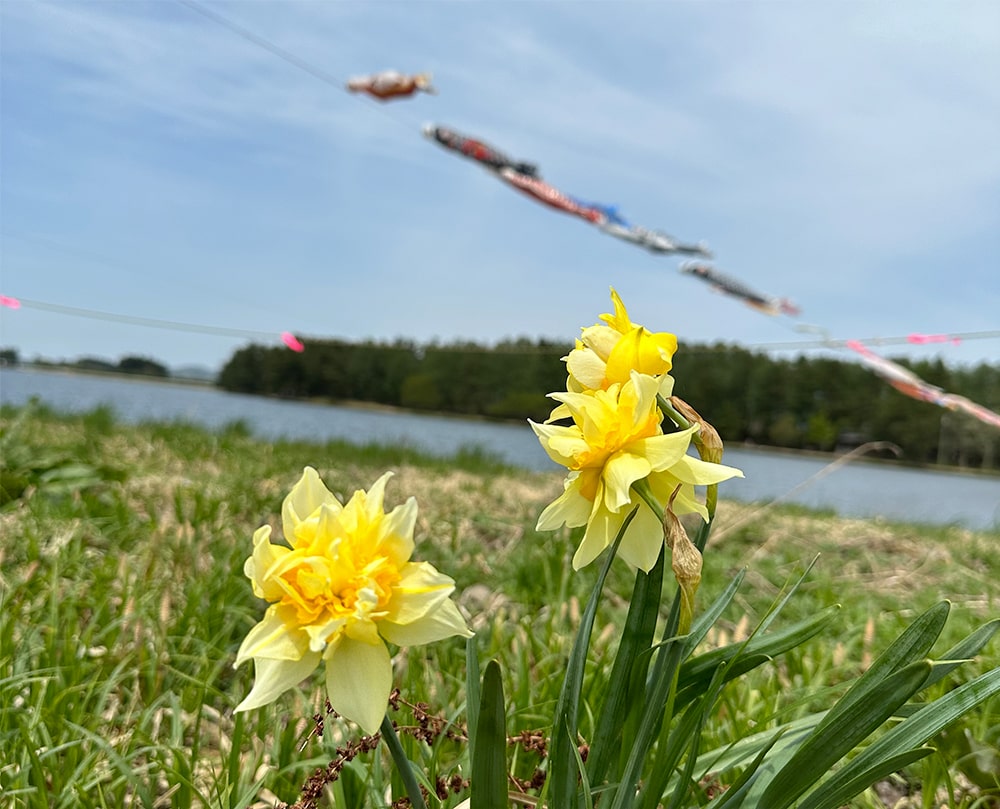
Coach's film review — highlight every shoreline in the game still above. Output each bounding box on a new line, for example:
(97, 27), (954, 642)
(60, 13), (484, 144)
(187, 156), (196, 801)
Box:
(6, 363), (998, 480)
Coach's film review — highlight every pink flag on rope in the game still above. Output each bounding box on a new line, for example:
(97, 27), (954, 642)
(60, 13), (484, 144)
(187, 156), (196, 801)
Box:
(906, 333), (961, 345)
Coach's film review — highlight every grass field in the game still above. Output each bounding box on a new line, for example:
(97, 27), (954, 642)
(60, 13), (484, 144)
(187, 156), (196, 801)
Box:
(2, 402), (998, 808)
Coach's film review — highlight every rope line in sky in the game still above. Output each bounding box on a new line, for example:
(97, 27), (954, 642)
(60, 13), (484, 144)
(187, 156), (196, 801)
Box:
(3, 294), (997, 356)
(5, 297), (281, 339)
(175, 0), (347, 94)
(174, 0), (418, 132)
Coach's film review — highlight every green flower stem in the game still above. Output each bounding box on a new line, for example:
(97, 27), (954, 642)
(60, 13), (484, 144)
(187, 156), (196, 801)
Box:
(631, 478), (664, 523)
(693, 512), (713, 555)
(381, 714), (428, 809)
(631, 477), (684, 637)
(656, 394), (691, 431)
(549, 509), (635, 809)
(587, 546), (665, 787)
(616, 477), (688, 806)
(652, 395), (719, 523)
(704, 483), (718, 524)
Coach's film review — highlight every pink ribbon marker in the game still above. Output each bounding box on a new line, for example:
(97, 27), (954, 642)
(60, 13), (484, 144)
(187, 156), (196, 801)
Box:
(0, 295), (21, 309)
(281, 331), (305, 352)
(907, 333), (961, 345)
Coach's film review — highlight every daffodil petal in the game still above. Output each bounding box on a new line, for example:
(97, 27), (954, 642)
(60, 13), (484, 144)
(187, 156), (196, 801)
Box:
(545, 401), (572, 423)
(669, 454), (744, 485)
(657, 374), (676, 398)
(547, 388), (605, 423)
(235, 605), (310, 665)
(530, 421), (589, 466)
(536, 475), (591, 531)
(283, 467), (340, 546)
(312, 501), (345, 551)
(579, 324), (620, 361)
(617, 504), (667, 572)
(599, 288), (632, 334)
(234, 650), (322, 712)
(345, 614), (382, 645)
(572, 502), (621, 570)
(602, 451), (652, 512)
(362, 471), (393, 525)
(647, 331), (678, 366)
(245, 525), (290, 601)
(304, 615), (347, 652)
(672, 484), (710, 520)
(374, 497), (417, 563)
(325, 637), (392, 735)
(630, 426), (698, 471)
(566, 345), (609, 390)
(626, 371), (663, 421)
(648, 475), (710, 520)
(606, 327), (675, 383)
(381, 597), (473, 646)
(383, 561), (456, 624)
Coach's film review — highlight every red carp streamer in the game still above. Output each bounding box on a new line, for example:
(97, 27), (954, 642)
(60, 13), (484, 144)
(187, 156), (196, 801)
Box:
(846, 339), (1000, 429)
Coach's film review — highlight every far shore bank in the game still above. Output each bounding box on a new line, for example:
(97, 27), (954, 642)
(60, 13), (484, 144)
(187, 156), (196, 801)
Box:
(7, 362), (998, 480)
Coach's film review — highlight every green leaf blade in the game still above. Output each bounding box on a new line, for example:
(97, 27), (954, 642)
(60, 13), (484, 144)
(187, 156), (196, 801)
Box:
(471, 660), (508, 809)
(757, 660), (932, 809)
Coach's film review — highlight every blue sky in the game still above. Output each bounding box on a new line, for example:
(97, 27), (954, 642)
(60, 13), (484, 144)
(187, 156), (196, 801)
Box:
(2, 0), (998, 373)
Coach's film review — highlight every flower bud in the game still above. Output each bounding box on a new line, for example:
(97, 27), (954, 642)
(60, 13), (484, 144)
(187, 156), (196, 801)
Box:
(670, 395), (724, 465)
(664, 486), (702, 633)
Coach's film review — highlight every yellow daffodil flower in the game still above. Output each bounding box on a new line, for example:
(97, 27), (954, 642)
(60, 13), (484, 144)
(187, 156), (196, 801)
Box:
(564, 287), (678, 393)
(531, 373), (743, 572)
(234, 467), (472, 734)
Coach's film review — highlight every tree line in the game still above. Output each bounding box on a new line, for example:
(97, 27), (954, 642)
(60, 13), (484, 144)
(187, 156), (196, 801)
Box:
(218, 338), (1000, 471)
(1, 348), (169, 378)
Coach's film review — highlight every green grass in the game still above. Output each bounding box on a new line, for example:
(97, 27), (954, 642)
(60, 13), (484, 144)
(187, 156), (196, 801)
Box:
(1, 403), (997, 808)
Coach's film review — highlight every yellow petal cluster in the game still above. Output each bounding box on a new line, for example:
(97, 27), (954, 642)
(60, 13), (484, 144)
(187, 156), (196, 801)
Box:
(563, 287), (678, 395)
(234, 467), (472, 734)
(532, 372), (742, 572)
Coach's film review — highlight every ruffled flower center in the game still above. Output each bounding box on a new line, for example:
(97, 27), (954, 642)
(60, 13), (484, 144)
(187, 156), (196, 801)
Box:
(271, 536), (401, 642)
(567, 384), (663, 472)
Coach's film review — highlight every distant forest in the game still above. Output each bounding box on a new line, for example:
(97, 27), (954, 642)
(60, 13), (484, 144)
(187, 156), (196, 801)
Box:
(2, 349), (170, 378)
(218, 338), (1000, 472)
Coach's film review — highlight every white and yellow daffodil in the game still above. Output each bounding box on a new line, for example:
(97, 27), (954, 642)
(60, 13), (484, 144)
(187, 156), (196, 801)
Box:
(531, 372), (742, 572)
(234, 467), (472, 734)
(564, 287), (678, 394)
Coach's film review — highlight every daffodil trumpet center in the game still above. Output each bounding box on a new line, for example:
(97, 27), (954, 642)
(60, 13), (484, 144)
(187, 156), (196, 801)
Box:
(273, 551), (399, 635)
(573, 407), (663, 471)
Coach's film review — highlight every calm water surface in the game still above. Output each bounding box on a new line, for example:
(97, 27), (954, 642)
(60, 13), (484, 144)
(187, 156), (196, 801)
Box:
(3, 367), (998, 531)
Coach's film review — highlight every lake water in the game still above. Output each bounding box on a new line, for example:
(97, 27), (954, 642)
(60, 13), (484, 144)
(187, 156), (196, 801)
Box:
(2, 367), (998, 531)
